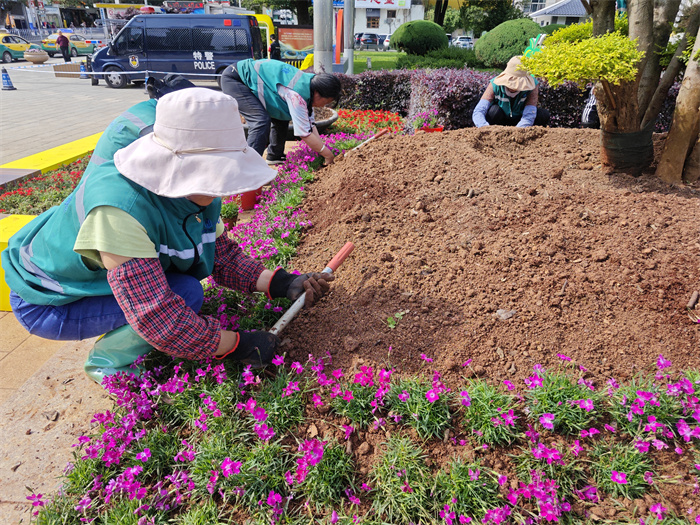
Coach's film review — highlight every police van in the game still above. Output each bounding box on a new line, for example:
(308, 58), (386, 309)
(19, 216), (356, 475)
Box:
(90, 14), (264, 88)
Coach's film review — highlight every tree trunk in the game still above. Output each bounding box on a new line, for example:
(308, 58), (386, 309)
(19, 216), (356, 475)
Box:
(655, 26), (700, 184)
(292, 0), (312, 25)
(684, 137), (700, 184)
(590, 0), (616, 35)
(642, 6), (700, 129)
(636, 0), (682, 122)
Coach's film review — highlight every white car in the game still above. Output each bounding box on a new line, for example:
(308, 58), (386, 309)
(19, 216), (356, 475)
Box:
(383, 33), (392, 51)
(452, 36), (474, 49)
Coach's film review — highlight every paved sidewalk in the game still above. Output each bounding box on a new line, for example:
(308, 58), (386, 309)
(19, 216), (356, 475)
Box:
(0, 57), (217, 165)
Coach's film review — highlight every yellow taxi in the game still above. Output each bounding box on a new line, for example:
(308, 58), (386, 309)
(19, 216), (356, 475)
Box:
(41, 32), (96, 58)
(0, 32), (41, 63)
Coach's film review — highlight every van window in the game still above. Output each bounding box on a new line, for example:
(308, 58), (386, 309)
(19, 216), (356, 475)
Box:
(192, 27), (250, 53)
(146, 28), (192, 51)
(113, 27), (144, 54)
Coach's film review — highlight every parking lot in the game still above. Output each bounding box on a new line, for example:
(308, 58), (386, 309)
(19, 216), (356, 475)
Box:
(0, 57), (217, 165)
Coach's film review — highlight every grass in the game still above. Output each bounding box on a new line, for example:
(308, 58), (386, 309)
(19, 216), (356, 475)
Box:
(351, 50), (406, 73)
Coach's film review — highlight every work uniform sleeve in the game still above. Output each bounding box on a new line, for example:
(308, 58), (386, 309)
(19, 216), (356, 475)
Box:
(277, 84), (314, 137)
(211, 231), (266, 293)
(107, 258), (221, 360)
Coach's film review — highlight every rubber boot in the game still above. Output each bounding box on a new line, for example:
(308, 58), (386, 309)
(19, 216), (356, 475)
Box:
(84, 325), (154, 385)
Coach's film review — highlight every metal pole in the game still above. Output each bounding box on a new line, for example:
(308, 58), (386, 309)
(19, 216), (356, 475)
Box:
(343, 0), (354, 74)
(313, 0), (333, 73)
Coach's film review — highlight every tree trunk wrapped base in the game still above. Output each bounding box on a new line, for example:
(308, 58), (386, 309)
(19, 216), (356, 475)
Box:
(600, 122), (654, 174)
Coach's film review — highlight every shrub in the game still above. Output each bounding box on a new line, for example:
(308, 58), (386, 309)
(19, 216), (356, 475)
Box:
(474, 18), (541, 68)
(391, 20), (448, 55)
(396, 47), (480, 70)
(541, 23), (565, 35)
(337, 70), (413, 115)
(544, 14), (628, 45)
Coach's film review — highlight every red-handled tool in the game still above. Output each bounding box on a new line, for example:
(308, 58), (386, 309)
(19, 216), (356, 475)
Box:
(338, 129), (389, 161)
(269, 242), (355, 336)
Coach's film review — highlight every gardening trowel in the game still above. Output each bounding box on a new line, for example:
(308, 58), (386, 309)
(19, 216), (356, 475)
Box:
(269, 242), (355, 336)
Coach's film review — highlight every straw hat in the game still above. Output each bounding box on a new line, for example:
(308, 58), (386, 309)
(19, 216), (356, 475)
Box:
(114, 88), (277, 199)
(492, 56), (536, 92)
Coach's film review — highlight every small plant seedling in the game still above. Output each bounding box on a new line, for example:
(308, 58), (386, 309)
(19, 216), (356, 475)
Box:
(385, 310), (409, 329)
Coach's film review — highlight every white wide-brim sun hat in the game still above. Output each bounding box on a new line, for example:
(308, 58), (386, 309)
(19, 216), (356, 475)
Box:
(492, 56), (536, 93)
(114, 88), (277, 199)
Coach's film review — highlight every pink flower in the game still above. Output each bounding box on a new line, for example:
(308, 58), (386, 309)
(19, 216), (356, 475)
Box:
(498, 475), (508, 486)
(635, 440), (651, 453)
(291, 361), (303, 374)
(643, 471), (654, 485)
(420, 353), (433, 363)
(312, 393), (324, 407)
(136, 448), (151, 462)
(254, 423), (275, 441)
(459, 516), (472, 524)
(401, 480), (413, 493)
(426, 389), (440, 403)
(570, 440), (583, 457)
(503, 380), (514, 391)
(525, 375), (543, 389)
(331, 510), (339, 524)
(272, 354), (285, 366)
(266, 490), (282, 507)
(342, 424), (354, 440)
(331, 368), (344, 379)
(557, 353), (571, 361)
(282, 381), (300, 397)
(539, 413), (555, 430)
(221, 457), (242, 478)
(398, 390), (409, 402)
(342, 390), (354, 402)
(656, 354), (672, 370)
(460, 391), (471, 407)
(611, 470), (628, 484)
(462, 359), (473, 367)
(251, 406), (268, 422)
(604, 424), (616, 433)
(650, 503), (667, 520)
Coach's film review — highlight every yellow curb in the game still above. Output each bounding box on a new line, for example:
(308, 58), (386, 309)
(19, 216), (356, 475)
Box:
(0, 133), (102, 174)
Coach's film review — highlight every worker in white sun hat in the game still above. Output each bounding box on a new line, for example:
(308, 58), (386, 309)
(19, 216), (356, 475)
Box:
(2, 88), (333, 385)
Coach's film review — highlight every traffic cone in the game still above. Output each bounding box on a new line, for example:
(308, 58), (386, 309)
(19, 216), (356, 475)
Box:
(79, 61), (88, 79)
(2, 67), (16, 90)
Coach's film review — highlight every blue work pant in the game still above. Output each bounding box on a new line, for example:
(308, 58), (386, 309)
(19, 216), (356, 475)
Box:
(9, 273), (204, 341)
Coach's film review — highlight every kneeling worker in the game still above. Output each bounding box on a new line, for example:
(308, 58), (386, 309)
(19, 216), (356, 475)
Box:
(221, 58), (342, 165)
(1, 89), (333, 385)
(472, 56), (550, 128)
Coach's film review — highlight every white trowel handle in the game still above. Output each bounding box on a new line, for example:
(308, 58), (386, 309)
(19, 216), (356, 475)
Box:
(269, 242), (355, 336)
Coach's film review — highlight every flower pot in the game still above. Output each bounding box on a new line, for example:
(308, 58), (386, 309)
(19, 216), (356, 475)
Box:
(221, 214), (238, 230)
(421, 126), (444, 133)
(238, 187), (262, 211)
(242, 108), (339, 142)
(24, 52), (49, 64)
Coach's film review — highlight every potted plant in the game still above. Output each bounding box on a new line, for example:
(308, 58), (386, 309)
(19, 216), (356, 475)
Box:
(24, 48), (49, 64)
(220, 197), (239, 230)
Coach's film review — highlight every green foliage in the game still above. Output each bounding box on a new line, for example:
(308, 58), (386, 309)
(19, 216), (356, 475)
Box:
(658, 36), (697, 68)
(589, 440), (654, 500)
(473, 18), (541, 68)
(460, 379), (521, 447)
(434, 459), (502, 520)
(220, 198), (238, 221)
(297, 440), (356, 510)
(396, 47), (480, 70)
(524, 369), (604, 435)
(521, 32), (644, 87)
(541, 23), (565, 35)
(544, 14), (629, 45)
(513, 442), (587, 497)
(331, 382), (379, 428)
(460, 0), (526, 35)
(370, 437), (434, 524)
(387, 378), (452, 439)
(391, 20), (449, 56)
(253, 367), (309, 434)
(425, 7), (462, 34)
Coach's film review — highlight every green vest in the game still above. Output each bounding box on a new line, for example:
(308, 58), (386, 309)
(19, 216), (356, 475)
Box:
(236, 58), (313, 121)
(1, 100), (221, 306)
(490, 79), (538, 118)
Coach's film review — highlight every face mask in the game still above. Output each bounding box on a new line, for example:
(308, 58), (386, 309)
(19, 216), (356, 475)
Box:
(505, 88), (519, 97)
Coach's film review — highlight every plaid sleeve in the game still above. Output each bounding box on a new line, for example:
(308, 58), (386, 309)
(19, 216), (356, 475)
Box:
(107, 258), (221, 361)
(211, 231), (265, 293)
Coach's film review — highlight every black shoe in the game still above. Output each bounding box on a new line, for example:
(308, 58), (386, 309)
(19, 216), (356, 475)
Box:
(266, 154), (286, 165)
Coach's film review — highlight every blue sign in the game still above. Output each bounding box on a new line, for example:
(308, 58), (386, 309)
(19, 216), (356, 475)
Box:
(333, 0), (344, 7)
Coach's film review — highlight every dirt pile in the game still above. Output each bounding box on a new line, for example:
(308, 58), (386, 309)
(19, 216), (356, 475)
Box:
(284, 126), (700, 386)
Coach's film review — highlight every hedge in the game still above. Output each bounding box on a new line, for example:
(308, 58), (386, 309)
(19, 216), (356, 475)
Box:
(339, 68), (678, 132)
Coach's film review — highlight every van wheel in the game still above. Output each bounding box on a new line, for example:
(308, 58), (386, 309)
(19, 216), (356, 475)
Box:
(104, 66), (128, 89)
(71, 48), (78, 57)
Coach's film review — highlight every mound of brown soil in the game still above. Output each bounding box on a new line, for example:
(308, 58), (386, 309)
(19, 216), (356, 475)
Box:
(285, 127), (700, 385)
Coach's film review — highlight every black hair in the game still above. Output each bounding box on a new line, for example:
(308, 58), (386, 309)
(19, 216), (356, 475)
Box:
(147, 74), (195, 100)
(309, 73), (342, 108)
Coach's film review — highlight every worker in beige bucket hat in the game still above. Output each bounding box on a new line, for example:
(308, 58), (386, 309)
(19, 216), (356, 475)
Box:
(472, 55), (550, 128)
(3, 87), (334, 386)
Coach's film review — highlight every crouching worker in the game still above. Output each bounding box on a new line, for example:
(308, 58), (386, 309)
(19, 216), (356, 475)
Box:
(472, 56), (550, 128)
(1, 88), (333, 385)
